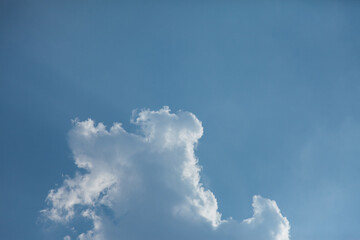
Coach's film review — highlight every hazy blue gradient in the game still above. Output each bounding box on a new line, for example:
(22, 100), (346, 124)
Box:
(1, 1), (360, 239)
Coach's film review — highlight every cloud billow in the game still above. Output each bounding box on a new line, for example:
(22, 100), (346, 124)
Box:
(42, 107), (290, 240)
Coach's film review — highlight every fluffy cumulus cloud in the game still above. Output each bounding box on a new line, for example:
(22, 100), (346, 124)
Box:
(42, 107), (290, 240)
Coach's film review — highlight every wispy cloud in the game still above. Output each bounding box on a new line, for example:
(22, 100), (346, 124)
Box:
(42, 107), (290, 240)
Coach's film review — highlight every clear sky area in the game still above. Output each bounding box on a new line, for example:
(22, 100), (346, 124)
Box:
(1, 1), (360, 240)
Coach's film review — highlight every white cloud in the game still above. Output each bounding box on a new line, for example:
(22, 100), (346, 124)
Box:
(42, 107), (290, 240)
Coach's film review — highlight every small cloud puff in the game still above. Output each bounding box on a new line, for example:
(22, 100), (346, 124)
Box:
(42, 107), (290, 240)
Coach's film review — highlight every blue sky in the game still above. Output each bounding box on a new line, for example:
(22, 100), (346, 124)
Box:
(1, 1), (360, 239)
